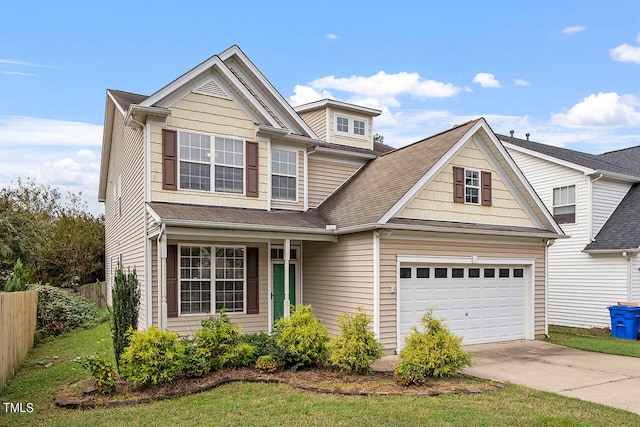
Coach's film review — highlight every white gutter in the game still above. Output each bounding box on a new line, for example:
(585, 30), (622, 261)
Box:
(161, 218), (338, 235)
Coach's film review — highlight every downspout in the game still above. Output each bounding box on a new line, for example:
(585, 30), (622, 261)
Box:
(156, 223), (166, 330)
(588, 173), (604, 241)
(373, 230), (380, 338)
(544, 239), (555, 337)
(623, 252), (632, 301)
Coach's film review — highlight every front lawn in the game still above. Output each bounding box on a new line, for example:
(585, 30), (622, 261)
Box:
(546, 325), (640, 358)
(2, 322), (640, 426)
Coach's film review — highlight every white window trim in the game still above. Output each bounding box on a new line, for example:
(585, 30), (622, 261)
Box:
(177, 130), (246, 196)
(271, 148), (298, 202)
(333, 113), (368, 140)
(552, 185), (576, 224)
(177, 244), (247, 316)
(464, 168), (480, 205)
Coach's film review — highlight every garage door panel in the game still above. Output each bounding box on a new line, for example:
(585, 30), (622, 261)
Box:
(399, 264), (526, 347)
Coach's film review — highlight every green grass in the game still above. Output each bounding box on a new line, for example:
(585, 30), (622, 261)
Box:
(2, 322), (640, 427)
(546, 325), (640, 358)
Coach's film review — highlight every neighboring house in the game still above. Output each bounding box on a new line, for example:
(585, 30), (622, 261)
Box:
(501, 134), (640, 328)
(99, 45), (563, 354)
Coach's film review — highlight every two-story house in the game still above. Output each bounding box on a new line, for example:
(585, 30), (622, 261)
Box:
(502, 134), (640, 328)
(99, 45), (563, 353)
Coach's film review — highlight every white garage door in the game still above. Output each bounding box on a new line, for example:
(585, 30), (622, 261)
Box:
(399, 264), (526, 348)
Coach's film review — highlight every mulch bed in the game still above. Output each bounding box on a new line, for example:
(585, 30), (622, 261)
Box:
(55, 367), (505, 409)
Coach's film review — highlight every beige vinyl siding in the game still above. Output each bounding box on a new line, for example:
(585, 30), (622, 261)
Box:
(399, 140), (533, 227)
(150, 92), (268, 208)
(151, 241), (269, 336)
(271, 150), (304, 210)
(307, 156), (363, 208)
(104, 109), (147, 326)
(592, 178), (631, 236)
(298, 109), (327, 141)
(328, 107), (373, 150)
(508, 148), (631, 327)
(302, 232), (374, 337)
(379, 234), (546, 354)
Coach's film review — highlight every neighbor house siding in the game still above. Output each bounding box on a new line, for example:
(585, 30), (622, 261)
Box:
(298, 109), (327, 141)
(151, 241), (269, 336)
(104, 109), (147, 327)
(592, 179), (631, 236)
(302, 232), (374, 337)
(398, 140), (533, 227)
(307, 155), (364, 208)
(508, 148), (630, 327)
(149, 92), (268, 208)
(378, 234), (546, 354)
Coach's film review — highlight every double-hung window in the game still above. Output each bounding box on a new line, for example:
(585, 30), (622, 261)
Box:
(178, 131), (244, 194)
(553, 185), (576, 224)
(465, 169), (480, 204)
(271, 149), (297, 201)
(179, 245), (245, 315)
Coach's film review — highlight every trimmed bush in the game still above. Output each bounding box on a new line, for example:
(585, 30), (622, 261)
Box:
(241, 332), (293, 368)
(76, 355), (116, 394)
(182, 338), (211, 378)
(222, 342), (256, 368)
(255, 355), (279, 374)
(328, 308), (383, 374)
(394, 361), (426, 386)
(111, 266), (140, 368)
(273, 304), (328, 370)
(119, 327), (186, 387)
(193, 311), (240, 371)
(398, 310), (472, 379)
(27, 283), (101, 340)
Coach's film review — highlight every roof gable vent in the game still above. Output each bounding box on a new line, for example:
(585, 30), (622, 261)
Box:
(193, 79), (230, 99)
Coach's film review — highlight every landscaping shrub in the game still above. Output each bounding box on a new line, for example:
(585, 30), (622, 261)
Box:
(255, 355), (279, 374)
(397, 310), (472, 380)
(394, 361), (427, 386)
(240, 332), (293, 367)
(119, 327), (186, 387)
(111, 266), (140, 368)
(4, 258), (27, 292)
(327, 308), (383, 374)
(273, 304), (328, 370)
(193, 311), (240, 371)
(182, 338), (211, 378)
(76, 355), (116, 394)
(222, 342), (256, 368)
(28, 283), (101, 340)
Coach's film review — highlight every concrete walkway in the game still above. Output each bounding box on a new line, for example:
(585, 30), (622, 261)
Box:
(463, 340), (640, 415)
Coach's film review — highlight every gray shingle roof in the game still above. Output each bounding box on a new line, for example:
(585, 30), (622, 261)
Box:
(498, 134), (639, 178)
(584, 183), (640, 251)
(598, 146), (640, 176)
(316, 120), (480, 228)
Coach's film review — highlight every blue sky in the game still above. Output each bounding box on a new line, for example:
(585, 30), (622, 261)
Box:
(1, 1), (639, 214)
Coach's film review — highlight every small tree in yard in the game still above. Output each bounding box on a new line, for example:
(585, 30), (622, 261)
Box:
(111, 265), (140, 368)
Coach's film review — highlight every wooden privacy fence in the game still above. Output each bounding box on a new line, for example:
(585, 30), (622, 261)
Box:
(0, 290), (38, 391)
(67, 281), (108, 307)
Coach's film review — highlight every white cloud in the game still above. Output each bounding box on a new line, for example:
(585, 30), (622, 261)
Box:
(513, 79), (531, 87)
(0, 116), (102, 147)
(562, 26), (586, 34)
(0, 59), (45, 67)
(325, 33), (338, 40)
(551, 92), (640, 127)
(289, 85), (334, 106)
(0, 116), (104, 214)
(472, 72), (501, 88)
(610, 34), (640, 63)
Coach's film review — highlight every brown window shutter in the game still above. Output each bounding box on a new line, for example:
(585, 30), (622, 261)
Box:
(246, 247), (259, 314)
(481, 171), (492, 206)
(453, 166), (464, 203)
(246, 141), (259, 197)
(162, 129), (178, 190)
(166, 245), (178, 317)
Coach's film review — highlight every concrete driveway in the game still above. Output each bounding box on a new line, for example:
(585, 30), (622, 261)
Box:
(463, 340), (640, 415)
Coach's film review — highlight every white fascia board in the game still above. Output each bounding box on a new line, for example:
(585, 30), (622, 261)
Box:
(295, 98), (382, 117)
(502, 141), (594, 174)
(164, 224), (338, 242)
(488, 135), (566, 236)
(378, 120), (486, 224)
(139, 55), (280, 129)
(219, 45), (319, 139)
(107, 90), (128, 117)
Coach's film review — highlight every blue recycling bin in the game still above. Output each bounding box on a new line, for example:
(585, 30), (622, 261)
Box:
(608, 306), (640, 340)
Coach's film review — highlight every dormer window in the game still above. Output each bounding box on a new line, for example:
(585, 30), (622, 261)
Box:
(334, 113), (367, 139)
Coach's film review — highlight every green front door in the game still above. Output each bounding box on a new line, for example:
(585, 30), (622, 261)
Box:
(273, 263), (296, 322)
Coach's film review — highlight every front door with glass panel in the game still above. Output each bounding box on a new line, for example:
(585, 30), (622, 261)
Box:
(273, 263), (296, 322)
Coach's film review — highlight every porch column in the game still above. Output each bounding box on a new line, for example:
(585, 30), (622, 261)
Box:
(284, 238), (291, 318)
(158, 228), (168, 331)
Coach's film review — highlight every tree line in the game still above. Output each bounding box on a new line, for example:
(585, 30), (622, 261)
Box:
(0, 179), (104, 290)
